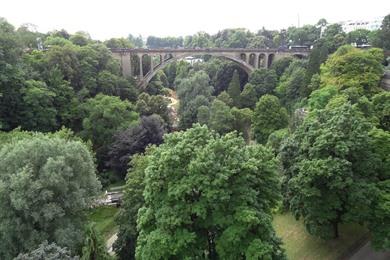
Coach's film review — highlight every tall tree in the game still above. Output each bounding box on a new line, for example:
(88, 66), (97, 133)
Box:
(0, 136), (101, 259)
(320, 45), (384, 96)
(239, 83), (257, 109)
(252, 95), (288, 144)
(136, 125), (285, 259)
(208, 99), (234, 134)
(249, 69), (278, 97)
(80, 94), (139, 170)
(107, 115), (166, 177)
(81, 224), (111, 260)
(227, 70), (241, 106)
(177, 71), (214, 129)
(114, 153), (149, 260)
(282, 102), (388, 242)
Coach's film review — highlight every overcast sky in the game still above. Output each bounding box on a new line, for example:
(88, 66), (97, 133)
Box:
(1, 0), (389, 40)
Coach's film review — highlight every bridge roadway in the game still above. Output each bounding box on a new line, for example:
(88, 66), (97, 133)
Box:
(111, 47), (310, 88)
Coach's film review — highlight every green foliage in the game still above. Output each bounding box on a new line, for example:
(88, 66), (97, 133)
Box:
(271, 57), (293, 79)
(227, 70), (241, 106)
(114, 153), (149, 260)
(81, 224), (111, 260)
(20, 80), (57, 131)
(266, 128), (289, 154)
(87, 206), (119, 239)
(276, 60), (309, 108)
(308, 85), (339, 110)
(15, 241), (78, 260)
(208, 99), (234, 134)
(253, 95), (288, 144)
(136, 125), (285, 259)
(373, 14), (390, 50)
(346, 29), (370, 46)
(135, 93), (170, 125)
(249, 68), (278, 97)
(80, 94), (138, 161)
(281, 102), (388, 244)
(216, 91), (233, 107)
(239, 83), (257, 109)
(231, 107), (253, 143)
(177, 71), (213, 129)
(320, 45), (384, 95)
(371, 91), (390, 131)
(196, 105), (210, 125)
(0, 136), (101, 259)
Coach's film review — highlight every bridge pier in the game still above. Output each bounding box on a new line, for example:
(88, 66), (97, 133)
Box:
(138, 54), (143, 79)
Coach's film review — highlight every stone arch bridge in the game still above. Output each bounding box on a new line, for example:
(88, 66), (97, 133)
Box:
(111, 48), (310, 88)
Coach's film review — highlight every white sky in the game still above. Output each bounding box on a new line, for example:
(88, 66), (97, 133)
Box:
(1, 0), (389, 40)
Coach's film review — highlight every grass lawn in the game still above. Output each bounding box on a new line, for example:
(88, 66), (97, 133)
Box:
(87, 206), (120, 239)
(273, 213), (368, 260)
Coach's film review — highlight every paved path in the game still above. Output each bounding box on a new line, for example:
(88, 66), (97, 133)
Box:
(106, 233), (118, 256)
(348, 242), (390, 260)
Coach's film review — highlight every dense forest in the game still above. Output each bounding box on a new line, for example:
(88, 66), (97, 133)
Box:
(0, 14), (389, 259)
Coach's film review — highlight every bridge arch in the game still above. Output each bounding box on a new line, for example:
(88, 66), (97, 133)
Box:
(141, 52), (254, 88)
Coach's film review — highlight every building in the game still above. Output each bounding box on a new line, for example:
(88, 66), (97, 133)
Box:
(339, 17), (383, 33)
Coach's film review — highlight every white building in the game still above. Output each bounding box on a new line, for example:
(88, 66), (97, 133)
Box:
(339, 17), (383, 33)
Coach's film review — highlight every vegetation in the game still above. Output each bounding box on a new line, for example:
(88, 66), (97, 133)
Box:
(0, 13), (390, 259)
(87, 206), (119, 239)
(273, 213), (368, 260)
(0, 136), (101, 259)
(135, 126), (285, 259)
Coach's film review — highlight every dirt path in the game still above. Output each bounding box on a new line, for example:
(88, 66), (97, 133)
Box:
(166, 89), (179, 128)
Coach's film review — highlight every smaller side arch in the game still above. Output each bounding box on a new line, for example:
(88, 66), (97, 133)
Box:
(267, 53), (275, 68)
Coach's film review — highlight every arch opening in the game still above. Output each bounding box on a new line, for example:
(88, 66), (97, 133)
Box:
(258, 54), (266, 68)
(267, 53), (275, 68)
(249, 53), (256, 67)
(142, 53), (253, 89)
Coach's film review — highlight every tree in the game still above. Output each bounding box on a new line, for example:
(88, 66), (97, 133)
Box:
(306, 39), (329, 80)
(177, 71), (214, 129)
(231, 107), (253, 143)
(81, 224), (111, 260)
(266, 128), (289, 154)
(0, 18), (25, 130)
(227, 70), (241, 106)
(276, 60), (309, 107)
(283, 102), (387, 241)
(216, 91), (233, 107)
(320, 45), (384, 96)
(80, 94), (139, 170)
(239, 83), (257, 109)
(135, 93), (170, 125)
(367, 128), (390, 250)
(20, 80), (57, 132)
(346, 29), (370, 46)
(208, 99), (234, 134)
(249, 69), (278, 97)
(197, 105), (210, 125)
(114, 153), (149, 260)
(371, 92), (390, 131)
(374, 14), (390, 50)
(136, 125), (285, 259)
(107, 115), (166, 177)
(0, 136), (101, 259)
(270, 57), (293, 79)
(252, 95), (288, 144)
(70, 31), (91, 46)
(15, 241), (78, 260)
